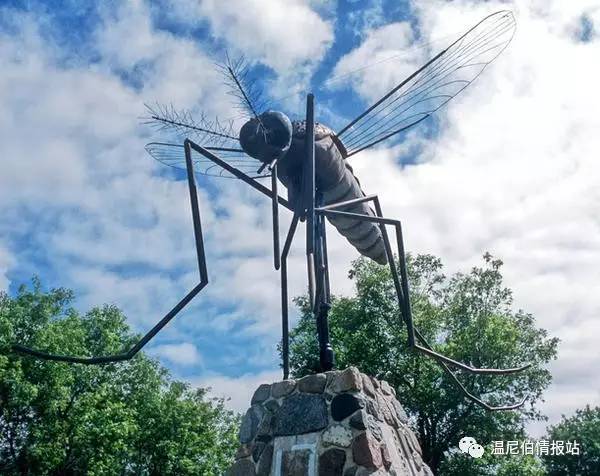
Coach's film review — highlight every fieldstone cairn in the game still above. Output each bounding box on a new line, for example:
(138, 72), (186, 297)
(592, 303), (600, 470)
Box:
(226, 367), (433, 475)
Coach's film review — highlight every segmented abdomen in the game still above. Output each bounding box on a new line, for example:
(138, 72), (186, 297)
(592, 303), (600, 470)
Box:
(278, 122), (387, 265)
(320, 164), (387, 265)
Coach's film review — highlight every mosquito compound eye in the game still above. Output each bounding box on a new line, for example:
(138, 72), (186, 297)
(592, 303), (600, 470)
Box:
(259, 111), (292, 150)
(239, 118), (264, 160)
(263, 113), (292, 149)
(239, 112), (293, 163)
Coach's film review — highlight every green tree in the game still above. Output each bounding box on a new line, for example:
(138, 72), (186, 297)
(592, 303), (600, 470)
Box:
(438, 450), (546, 476)
(543, 405), (600, 475)
(287, 253), (559, 474)
(0, 279), (238, 475)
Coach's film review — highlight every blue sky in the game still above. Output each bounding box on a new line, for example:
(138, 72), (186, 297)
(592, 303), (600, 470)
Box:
(0, 0), (427, 378)
(1, 0), (599, 436)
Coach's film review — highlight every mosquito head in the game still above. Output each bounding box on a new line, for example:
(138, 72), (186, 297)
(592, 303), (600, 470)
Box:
(239, 111), (293, 163)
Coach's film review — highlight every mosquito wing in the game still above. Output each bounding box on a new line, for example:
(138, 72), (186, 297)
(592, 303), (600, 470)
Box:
(145, 142), (269, 179)
(143, 102), (268, 179)
(336, 10), (516, 157)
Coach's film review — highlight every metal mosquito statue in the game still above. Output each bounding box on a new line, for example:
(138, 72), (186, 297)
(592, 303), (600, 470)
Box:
(12, 11), (530, 411)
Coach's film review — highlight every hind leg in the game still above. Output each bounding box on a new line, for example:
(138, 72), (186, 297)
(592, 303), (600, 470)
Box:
(316, 195), (529, 410)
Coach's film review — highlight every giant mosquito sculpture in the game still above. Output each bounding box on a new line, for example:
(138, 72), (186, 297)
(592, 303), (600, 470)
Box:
(12, 11), (530, 410)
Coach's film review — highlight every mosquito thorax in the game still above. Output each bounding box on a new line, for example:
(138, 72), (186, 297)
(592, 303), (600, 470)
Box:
(239, 111), (293, 163)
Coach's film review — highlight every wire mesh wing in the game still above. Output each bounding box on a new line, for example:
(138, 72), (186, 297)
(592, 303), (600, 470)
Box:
(145, 142), (269, 179)
(336, 10), (516, 157)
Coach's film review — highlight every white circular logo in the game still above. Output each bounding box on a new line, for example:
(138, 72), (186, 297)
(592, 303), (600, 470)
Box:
(459, 436), (477, 453)
(468, 443), (485, 459)
(458, 436), (485, 458)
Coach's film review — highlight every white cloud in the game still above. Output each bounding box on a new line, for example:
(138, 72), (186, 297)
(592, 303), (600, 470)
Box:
(346, 0), (387, 39)
(0, 1), (319, 373)
(93, 1), (227, 112)
(340, 0), (600, 432)
(151, 342), (202, 366)
(0, 245), (13, 291)
(329, 21), (425, 102)
(192, 369), (282, 413)
(0, 6), (221, 329)
(184, 0), (336, 111)
(196, 0), (334, 72)
(2, 0), (599, 435)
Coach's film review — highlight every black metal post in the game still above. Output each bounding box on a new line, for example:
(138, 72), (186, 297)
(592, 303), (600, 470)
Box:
(305, 94), (316, 308)
(280, 213), (300, 380)
(271, 163), (280, 270)
(315, 193), (334, 371)
(303, 94), (334, 372)
(321, 203), (331, 303)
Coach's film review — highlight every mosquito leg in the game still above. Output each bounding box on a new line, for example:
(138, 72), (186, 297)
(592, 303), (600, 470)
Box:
(373, 196), (531, 375)
(187, 141), (293, 211)
(280, 211), (300, 379)
(11, 140), (210, 364)
(413, 328), (531, 374)
(271, 163), (281, 270)
(415, 329), (527, 411)
(316, 197), (530, 410)
(184, 142), (299, 377)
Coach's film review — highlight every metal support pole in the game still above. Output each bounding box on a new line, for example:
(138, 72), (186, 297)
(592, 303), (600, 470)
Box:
(315, 193), (334, 371)
(271, 163), (280, 270)
(281, 213), (300, 379)
(305, 94), (316, 308)
(321, 206), (331, 302)
(303, 94), (334, 371)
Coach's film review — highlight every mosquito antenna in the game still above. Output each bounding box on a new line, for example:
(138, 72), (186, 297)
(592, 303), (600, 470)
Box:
(216, 53), (269, 121)
(143, 103), (238, 147)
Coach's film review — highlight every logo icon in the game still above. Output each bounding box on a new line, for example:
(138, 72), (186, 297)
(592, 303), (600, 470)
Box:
(459, 436), (485, 458)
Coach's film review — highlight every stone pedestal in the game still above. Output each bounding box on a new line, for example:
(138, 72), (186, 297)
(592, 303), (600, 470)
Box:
(226, 367), (433, 476)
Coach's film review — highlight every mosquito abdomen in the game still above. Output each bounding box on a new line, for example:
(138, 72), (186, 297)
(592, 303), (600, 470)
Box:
(280, 121), (387, 265)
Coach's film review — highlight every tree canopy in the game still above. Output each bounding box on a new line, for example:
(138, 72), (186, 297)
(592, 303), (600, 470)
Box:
(287, 253), (559, 474)
(0, 279), (238, 475)
(543, 405), (600, 476)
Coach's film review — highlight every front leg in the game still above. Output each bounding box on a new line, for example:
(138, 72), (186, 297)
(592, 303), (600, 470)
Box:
(11, 140), (210, 364)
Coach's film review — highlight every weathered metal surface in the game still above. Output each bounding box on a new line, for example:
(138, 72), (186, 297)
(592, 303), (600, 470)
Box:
(278, 120), (387, 264)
